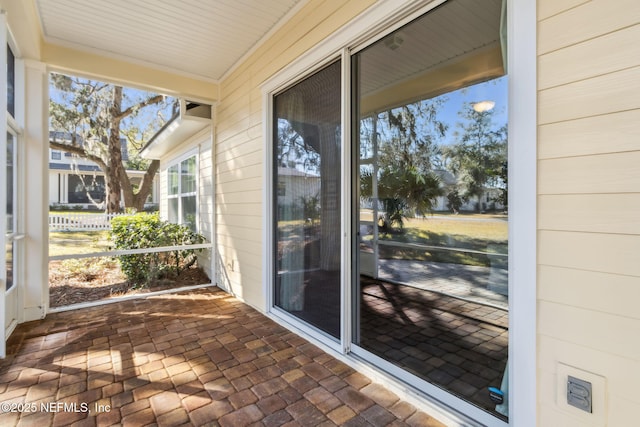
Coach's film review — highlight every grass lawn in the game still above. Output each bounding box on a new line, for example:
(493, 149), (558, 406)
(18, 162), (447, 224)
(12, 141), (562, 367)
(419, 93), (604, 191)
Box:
(49, 230), (112, 257)
(364, 214), (508, 267)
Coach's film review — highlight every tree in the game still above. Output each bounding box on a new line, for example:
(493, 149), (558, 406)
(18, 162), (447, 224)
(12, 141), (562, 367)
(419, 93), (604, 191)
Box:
(359, 99), (447, 230)
(444, 103), (507, 212)
(49, 74), (174, 212)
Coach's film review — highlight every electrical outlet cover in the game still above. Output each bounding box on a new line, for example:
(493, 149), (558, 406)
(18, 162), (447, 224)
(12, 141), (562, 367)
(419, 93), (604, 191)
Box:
(556, 363), (606, 426)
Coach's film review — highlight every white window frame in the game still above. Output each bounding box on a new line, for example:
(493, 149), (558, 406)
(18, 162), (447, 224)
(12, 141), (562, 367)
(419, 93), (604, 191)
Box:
(166, 150), (199, 231)
(1, 15), (26, 357)
(263, 1), (536, 425)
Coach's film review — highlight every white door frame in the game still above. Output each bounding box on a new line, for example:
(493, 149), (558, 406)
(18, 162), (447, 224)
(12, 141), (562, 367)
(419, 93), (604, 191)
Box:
(262, 1), (536, 425)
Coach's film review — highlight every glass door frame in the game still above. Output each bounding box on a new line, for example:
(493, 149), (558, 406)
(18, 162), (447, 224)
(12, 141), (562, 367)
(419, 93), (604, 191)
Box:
(265, 51), (347, 355)
(263, 0), (536, 424)
(4, 126), (24, 343)
(1, 14), (26, 357)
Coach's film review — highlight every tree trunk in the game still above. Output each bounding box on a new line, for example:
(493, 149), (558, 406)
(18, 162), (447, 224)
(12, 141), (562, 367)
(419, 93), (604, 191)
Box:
(118, 158), (160, 212)
(106, 86), (124, 213)
(319, 124), (341, 271)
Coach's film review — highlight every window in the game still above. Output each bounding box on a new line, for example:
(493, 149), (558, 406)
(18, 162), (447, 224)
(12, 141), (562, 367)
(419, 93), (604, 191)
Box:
(51, 150), (61, 160)
(68, 174), (106, 204)
(168, 155), (197, 231)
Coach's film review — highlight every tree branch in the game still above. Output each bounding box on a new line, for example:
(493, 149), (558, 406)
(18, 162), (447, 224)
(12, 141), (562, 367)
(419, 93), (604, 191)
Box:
(114, 94), (165, 121)
(49, 140), (108, 171)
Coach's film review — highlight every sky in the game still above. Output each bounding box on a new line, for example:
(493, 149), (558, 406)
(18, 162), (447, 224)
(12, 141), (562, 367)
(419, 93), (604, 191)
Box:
(435, 75), (508, 146)
(48, 72), (176, 144)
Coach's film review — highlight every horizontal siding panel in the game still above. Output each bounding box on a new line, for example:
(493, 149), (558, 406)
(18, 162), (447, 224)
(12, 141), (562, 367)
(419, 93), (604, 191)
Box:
(217, 115), (253, 144)
(216, 264), (261, 298)
(539, 265), (640, 320)
(217, 202), (262, 217)
(538, 110), (640, 159)
(217, 234), (261, 257)
(538, 66), (640, 124)
(539, 230), (640, 276)
(217, 190), (262, 205)
(216, 164), (263, 184)
(538, 24), (640, 90)
(538, 152), (640, 195)
(216, 177), (263, 195)
(217, 213), (262, 230)
(538, 406), (590, 427)
(538, 0), (589, 21)
(538, 194), (640, 234)
(539, 301), (640, 360)
(538, 0), (640, 55)
(217, 149), (262, 173)
(609, 396), (640, 427)
(216, 127), (262, 155)
(217, 223), (262, 244)
(216, 91), (252, 124)
(217, 248), (262, 280)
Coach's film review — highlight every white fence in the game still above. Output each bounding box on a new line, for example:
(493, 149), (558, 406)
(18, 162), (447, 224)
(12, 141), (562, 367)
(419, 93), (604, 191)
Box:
(49, 213), (131, 231)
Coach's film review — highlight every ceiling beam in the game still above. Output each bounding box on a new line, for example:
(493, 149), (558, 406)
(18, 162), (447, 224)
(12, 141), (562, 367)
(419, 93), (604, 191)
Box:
(42, 43), (219, 103)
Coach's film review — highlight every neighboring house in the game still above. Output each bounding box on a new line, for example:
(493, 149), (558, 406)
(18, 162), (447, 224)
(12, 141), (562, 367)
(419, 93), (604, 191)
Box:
(275, 167), (321, 218)
(48, 132), (159, 209)
(1, 1), (639, 427)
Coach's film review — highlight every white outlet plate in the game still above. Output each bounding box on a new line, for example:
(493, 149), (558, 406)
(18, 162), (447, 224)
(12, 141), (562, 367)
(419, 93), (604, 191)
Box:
(556, 363), (607, 426)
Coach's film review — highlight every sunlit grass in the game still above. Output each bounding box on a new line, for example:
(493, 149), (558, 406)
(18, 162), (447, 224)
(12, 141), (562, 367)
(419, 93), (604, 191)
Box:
(49, 230), (111, 257)
(402, 216), (507, 242)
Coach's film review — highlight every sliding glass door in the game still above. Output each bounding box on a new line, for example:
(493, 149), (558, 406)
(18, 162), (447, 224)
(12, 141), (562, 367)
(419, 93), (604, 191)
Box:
(272, 60), (342, 340)
(352, 0), (509, 420)
(270, 0), (510, 422)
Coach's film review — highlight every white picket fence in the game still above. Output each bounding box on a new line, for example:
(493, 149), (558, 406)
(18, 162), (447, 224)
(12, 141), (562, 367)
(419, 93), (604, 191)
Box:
(49, 213), (131, 231)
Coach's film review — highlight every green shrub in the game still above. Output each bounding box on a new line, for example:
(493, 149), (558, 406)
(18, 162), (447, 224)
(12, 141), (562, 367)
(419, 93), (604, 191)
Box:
(110, 213), (206, 286)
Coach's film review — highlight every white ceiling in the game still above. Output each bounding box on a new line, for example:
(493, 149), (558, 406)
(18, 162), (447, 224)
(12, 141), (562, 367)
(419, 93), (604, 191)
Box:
(359, 0), (504, 97)
(35, 0), (303, 82)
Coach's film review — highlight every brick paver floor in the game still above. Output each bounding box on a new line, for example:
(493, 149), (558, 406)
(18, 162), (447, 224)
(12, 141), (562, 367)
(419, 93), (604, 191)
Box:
(0, 287), (445, 427)
(359, 278), (508, 419)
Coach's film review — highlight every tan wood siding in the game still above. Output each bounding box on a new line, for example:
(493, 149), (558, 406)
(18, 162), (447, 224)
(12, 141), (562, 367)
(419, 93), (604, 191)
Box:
(538, 152), (640, 195)
(538, 24), (640, 90)
(214, 0), (375, 307)
(539, 266), (640, 320)
(537, 0), (640, 423)
(538, 194), (640, 234)
(538, 110), (640, 159)
(538, 0), (640, 55)
(538, 66), (640, 125)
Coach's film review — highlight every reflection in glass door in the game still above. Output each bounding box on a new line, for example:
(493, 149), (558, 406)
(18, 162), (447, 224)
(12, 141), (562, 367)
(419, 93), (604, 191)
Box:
(273, 61), (342, 340)
(352, 0), (509, 420)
